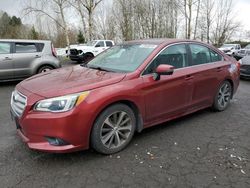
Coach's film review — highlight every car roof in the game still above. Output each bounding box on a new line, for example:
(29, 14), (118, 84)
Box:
(0, 39), (51, 43)
(223, 44), (239, 45)
(124, 38), (204, 46)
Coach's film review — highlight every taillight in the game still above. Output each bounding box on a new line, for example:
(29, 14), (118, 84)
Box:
(51, 43), (57, 57)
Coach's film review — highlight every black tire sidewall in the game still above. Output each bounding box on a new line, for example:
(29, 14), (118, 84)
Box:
(91, 104), (136, 154)
(38, 66), (53, 73)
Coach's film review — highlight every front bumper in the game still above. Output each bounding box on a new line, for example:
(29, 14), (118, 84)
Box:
(10, 88), (94, 153)
(69, 54), (84, 62)
(240, 65), (250, 79)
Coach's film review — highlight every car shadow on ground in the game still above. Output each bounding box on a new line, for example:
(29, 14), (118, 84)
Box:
(24, 108), (211, 164)
(0, 80), (20, 87)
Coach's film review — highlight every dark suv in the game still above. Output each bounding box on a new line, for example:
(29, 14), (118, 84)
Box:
(0, 39), (61, 81)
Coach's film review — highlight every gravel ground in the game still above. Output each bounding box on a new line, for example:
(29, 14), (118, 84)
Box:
(0, 62), (249, 188)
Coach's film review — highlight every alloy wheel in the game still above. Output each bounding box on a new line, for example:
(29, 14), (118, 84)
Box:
(217, 82), (231, 108)
(100, 111), (132, 149)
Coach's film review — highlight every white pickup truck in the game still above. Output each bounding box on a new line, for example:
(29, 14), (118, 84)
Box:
(69, 40), (114, 63)
(218, 44), (241, 56)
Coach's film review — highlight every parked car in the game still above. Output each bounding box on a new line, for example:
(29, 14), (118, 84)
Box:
(236, 44), (250, 58)
(10, 39), (240, 154)
(0, 39), (61, 81)
(69, 40), (114, 63)
(218, 43), (241, 56)
(239, 55), (250, 79)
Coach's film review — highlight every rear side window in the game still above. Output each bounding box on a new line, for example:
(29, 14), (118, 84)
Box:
(210, 50), (223, 62)
(106, 41), (113, 47)
(36, 43), (45, 52)
(15, 43), (37, 53)
(0, 42), (11, 54)
(189, 44), (211, 66)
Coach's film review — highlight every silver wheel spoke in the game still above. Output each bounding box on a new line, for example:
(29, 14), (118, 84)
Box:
(107, 134), (115, 148)
(102, 127), (112, 133)
(118, 125), (131, 131)
(104, 118), (115, 128)
(119, 117), (130, 127)
(116, 112), (126, 126)
(114, 132), (121, 146)
(102, 131), (114, 144)
(118, 131), (127, 140)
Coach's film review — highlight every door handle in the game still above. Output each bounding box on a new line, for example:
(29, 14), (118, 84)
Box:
(185, 75), (194, 80)
(216, 67), (223, 72)
(4, 57), (12, 60)
(35, 55), (41, 58)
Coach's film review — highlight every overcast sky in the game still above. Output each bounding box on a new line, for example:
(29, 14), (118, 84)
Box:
(1, 0), (250, 36)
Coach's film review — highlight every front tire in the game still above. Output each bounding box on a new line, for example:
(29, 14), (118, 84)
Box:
(83, 53), (94, 63)
(91, 104), (136, 154)
(212, 80), (232, 111)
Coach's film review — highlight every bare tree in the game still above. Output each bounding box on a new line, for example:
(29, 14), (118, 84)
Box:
(193, 0), (200, 39)
(69, 0), (87, 34)
(203, 0), (214, 43)
(23, 0), (70, 47)
(212, 0), (240, 46)
(74, 0), (103, 41)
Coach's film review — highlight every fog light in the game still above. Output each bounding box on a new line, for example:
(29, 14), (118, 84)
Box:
(46, 137), (69, 146)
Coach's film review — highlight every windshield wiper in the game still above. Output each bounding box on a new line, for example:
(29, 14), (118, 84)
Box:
(87, 65), (114, 72)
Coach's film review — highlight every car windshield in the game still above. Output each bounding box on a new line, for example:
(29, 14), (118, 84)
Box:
(87, 44), (157, 72)
(245, 44), (250, 49)
(221, 44), (236, 48)
(86, 40), (97, 46)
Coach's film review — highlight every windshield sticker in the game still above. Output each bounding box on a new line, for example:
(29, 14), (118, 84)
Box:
(139, 44), (157, 49)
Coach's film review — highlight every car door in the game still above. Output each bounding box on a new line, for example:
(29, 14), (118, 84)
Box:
(94, 41), (106, 56)
(0, 42), (14, 80)
(187, 43), (224, 110)
(12, 42), (42, 79)
(141, 44), (194, 125)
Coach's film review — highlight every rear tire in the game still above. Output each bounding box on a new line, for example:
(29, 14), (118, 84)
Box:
(37, 65), (54, 74)
(91, 104), (136, 154)
(212, 80), (232, 111)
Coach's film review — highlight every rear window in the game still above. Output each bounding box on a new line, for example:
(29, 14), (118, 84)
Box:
(0, 42), (11, 54)
(15, 43), (38, 53)
(210, 50), (223, 62)
(106, 41), (113, 47)
(36, 43), (45, 52)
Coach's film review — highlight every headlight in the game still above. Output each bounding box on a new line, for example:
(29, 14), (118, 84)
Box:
(34, 91), (90, 112)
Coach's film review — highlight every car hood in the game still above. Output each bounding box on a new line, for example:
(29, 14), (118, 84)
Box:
(241, 56), (250, 65)
(75, 46), (94, 51)
(17, 65), (126, 98)
(219, 47), (233, 51)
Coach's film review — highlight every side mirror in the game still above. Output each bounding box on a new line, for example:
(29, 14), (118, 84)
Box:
(95, 44), (101, 47)
(153, 64), (174, 81)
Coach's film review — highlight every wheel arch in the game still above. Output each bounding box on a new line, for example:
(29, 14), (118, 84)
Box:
(91, 99), (144, 136)
(85, 52), (94, 57)
(225, 78), (234, 99)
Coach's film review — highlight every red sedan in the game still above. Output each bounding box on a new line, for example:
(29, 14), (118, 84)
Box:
(10, 39), (240, 154)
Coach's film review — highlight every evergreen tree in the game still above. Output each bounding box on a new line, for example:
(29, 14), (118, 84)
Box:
(30, 26), (39, 39)
(77, 30), (85, 43)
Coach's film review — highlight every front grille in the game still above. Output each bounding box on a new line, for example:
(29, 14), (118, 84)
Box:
(11, 90), (27, 118)
(240, 50), (246, 54)
(240, 65), (250, 74)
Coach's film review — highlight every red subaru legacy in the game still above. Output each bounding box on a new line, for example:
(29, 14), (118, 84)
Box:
(10, 39), (240, 154)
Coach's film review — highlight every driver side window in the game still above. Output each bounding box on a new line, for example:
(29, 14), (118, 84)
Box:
(143, 44), (188, 75)
(95, 41), (105, 47)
